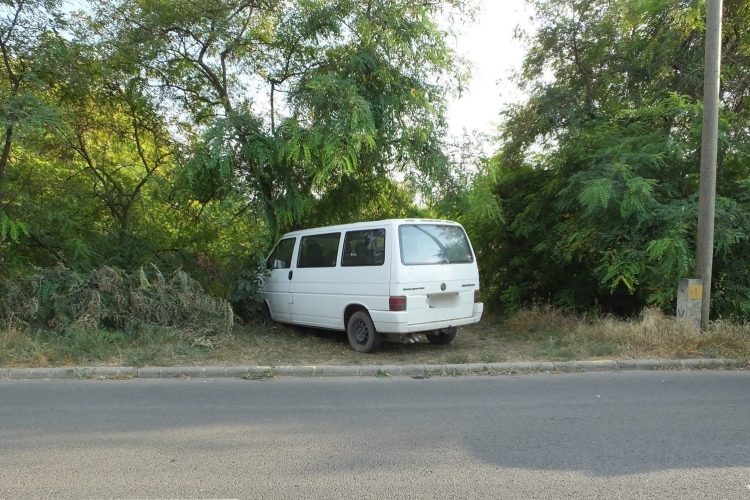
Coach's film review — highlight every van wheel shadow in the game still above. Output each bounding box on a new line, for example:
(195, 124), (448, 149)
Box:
(280, 324), (450, 354)
(288, 325), (349, 345)
(331, 330), (349, 344)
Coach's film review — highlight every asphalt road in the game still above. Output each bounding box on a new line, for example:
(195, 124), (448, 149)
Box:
(1, 371), (749, 499)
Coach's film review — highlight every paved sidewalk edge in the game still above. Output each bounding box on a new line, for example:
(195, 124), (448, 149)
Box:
(1, 358), (747, 380)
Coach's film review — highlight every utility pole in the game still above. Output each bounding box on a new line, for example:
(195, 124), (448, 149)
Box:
(695, 0), (723, 330)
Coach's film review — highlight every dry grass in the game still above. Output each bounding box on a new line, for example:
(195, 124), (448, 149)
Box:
(500, 305), (750, 361)
(1, 306), (749, 368)
(578, 308), (750, 359)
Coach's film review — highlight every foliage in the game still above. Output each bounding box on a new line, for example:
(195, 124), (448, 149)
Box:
(0, 0), (67, 265)
(97, 0), (473, 235)
(0, 210), (29, 243)
(0, 0), (474, 312)
(228, 265), (269, 322)
(461, 0), (750, 317)
(0, 265), (234, 335)
(8, 0), (750, 325)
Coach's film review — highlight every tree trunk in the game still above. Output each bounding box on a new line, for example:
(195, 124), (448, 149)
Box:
(0, 125), (12, 206)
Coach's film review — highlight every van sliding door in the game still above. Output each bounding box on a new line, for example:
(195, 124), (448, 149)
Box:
(288, 232), (342, 328)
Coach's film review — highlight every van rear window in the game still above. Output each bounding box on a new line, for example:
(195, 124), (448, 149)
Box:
(399, 224), (474, 265)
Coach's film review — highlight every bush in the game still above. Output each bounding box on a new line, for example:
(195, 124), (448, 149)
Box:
(228, 265), (268, 322)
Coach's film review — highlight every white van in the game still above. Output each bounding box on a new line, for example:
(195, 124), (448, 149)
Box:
(260, 219), (483, 353)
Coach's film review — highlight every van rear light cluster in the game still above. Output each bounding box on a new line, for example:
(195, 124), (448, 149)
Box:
(474, 289), (481, 303)
(389, 296), (407, 311)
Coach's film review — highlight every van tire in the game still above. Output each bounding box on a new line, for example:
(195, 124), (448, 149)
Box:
(426, 327), (457, 345)
(347, 311), (381, 353)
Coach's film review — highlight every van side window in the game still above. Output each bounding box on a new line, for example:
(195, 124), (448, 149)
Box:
(298, 233), (341, 268)
(342, 229), (385, 267)
(266, 237), (296, 269)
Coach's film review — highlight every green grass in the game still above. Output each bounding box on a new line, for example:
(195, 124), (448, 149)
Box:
(586, 341), (619, 357)
(480, 353), (505, 363)
(446, 354), (470, 364)
(536, 336), (577, 360)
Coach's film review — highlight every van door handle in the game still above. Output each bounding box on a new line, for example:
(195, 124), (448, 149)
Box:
(288, 270), (293, 280)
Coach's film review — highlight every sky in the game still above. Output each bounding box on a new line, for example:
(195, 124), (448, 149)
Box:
(445, 0), (533, 139)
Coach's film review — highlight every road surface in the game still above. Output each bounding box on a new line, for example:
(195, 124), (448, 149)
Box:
(1, 371), (749, 499)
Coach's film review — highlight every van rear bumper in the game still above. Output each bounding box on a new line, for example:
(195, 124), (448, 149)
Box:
(370, 303), (483, 334)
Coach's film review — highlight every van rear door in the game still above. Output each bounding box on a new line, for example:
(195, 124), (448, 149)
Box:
(394, 223), (478, 326)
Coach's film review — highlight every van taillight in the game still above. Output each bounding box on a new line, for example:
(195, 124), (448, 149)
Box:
(389, 296), (407, 311)
(474, 289), (481, 303)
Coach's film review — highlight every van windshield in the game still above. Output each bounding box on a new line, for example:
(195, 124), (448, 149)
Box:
(399, 224), (474, 265)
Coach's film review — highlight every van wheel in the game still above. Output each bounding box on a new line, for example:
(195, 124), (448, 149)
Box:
(426, 327), (457, 345)
(347, 311), (381, 353)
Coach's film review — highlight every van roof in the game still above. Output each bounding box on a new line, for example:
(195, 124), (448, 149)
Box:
(281, 218), (461, 237)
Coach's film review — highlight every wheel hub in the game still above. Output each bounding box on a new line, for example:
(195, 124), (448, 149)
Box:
(354, 320), (369, 344)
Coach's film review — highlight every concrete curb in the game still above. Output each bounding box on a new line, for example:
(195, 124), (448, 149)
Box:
(0, 358), (746, 380)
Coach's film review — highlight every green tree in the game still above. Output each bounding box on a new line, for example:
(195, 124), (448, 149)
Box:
(472, 0), (750, 316)
(98, 0), (474, 235)
(0, 3), (266, 285)
(1, 0), (479, 301)
(0, 0), (64, 252)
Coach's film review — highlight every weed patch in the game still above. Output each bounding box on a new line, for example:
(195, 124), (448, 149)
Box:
(241, 367), (276, 380)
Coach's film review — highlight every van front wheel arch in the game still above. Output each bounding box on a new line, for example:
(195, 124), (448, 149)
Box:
(426, 327), (457, 345)
(347, 311), (381, 353)
(260, 301), (273, 325)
